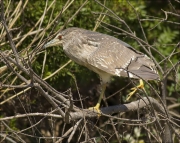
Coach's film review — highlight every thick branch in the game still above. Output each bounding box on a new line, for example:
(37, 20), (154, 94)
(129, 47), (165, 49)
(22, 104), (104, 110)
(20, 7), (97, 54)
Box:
(67, 97), (165, 122)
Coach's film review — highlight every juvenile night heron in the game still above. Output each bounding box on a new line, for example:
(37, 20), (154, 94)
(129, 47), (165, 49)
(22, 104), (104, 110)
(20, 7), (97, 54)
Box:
(44, 27), (159, 113)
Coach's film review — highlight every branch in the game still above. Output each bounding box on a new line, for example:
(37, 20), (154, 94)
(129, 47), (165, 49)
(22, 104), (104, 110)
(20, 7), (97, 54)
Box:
(67, 97), (165, 122)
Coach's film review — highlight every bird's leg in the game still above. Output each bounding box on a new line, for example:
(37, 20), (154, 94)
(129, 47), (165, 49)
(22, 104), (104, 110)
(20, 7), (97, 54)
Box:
(126, 79), (145, 101)
(89, 83), (106, 114)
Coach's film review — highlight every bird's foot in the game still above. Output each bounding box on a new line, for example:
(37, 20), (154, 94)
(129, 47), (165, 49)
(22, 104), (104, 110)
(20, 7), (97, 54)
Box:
(89, 103), (101, 116)
(126, 79), (144, 101)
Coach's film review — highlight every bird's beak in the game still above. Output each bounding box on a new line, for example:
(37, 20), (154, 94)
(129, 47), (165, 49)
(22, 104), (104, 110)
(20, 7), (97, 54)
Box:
(44, 38), (62, 48)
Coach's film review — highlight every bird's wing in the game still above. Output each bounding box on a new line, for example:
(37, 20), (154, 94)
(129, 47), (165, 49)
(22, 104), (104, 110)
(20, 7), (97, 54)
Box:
(86, 36), (159, 80)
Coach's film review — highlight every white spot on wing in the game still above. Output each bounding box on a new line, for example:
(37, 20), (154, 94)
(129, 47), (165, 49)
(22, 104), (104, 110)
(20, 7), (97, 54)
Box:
(100, 64), (108, 68)
(145, 54), (150, 59)
(128, 72), (133, 78)
(122, 56), (135, 68)
(115, 69), (121, 76)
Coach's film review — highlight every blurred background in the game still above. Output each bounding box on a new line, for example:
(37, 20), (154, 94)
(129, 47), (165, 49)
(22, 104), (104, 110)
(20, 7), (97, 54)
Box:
(0, 0), (179, 142)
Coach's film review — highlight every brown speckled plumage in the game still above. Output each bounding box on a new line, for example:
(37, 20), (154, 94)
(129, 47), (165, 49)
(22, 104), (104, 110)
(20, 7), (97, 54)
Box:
(45, 27), (159, 84)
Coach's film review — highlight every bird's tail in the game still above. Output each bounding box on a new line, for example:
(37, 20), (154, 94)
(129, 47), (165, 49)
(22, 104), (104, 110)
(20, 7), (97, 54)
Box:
(120, 55), (159, 80)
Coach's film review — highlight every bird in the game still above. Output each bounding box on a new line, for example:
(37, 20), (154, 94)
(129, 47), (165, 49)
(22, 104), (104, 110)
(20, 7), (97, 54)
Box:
(44, 27), (159, 113)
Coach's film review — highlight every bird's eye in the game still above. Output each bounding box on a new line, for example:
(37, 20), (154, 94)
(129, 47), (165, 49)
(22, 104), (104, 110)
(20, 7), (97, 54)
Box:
(58, 35), (62, 39)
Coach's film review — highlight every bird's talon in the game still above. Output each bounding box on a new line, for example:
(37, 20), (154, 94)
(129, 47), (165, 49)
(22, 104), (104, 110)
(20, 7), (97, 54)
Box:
(126, 89), (137, 101)
(126, 79), (145, 101)
(89, 103), (101, 116)
(130, 87), (136, 90)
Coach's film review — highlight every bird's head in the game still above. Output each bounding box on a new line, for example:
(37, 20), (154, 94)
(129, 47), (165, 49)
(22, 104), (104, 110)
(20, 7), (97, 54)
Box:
(44, 32), (64, 48)
(44, 28), (80, 48)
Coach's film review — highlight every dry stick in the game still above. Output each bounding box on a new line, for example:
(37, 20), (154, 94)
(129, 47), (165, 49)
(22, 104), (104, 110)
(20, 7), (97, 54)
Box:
(161, 9), (180, 17)
(161, 61), (180, 137)
(62, 0), (89, 30)
(55, 120), (82, 143)
(0, 134), (16, 143)
(94, 0), (133, 34)
(67, 119), (82, 143)
(8, 1), (28, 29)
(0, 63), (18, 83)
(158, 47), (179, 77)
(15, 0), (56, 48)
(0, 29), (43, 46)
(77, 122), (87, 142)
(164, 61), (180, 79)
(95, 124), (111, 136)
(105, 82), (131, 100)
(1, 84), (32, 88)
(161, 60), (174, 142)
(0, 0), (27, 39)
(128, 1), (148, 42)
(103, 99), (121, 143)
(16, 114), (50, 134)
(1, 108), (61, 135)
(2, 121), (26, 143)
(4, 0), (11, 16)
(0, 113), (62, 121)
(140, 18), (180, 25)
(158, 114), (180, 129)
(168, 103), (180, 110)
(0, 70), (23, 98)
(168, 0), (178, 13)
(1, 2), (20, 65)
(0, 65), (9, 75)
(169, 111), (180, 119)
(46, 0), (74, 37)
(72, 75), (84, 110)
(93, 0), (107, 32)
(0, 53), (29, 84)
(44, 60), (72, 80)
(44, 0), (73, 36)
(128, 1), (149, 52)
(175, 0), (180, 3)
(26, 0), (50, 57)
(31, 0), (75, 55)
(7, 0), (57, 63)
(168, 121), (180, 139)
(34, 84), (65, 119)
(143, 126), (159, 142)
(41, 50), (47, 78)
(61, 122), (67, 140)
(0, 30), (40, 75)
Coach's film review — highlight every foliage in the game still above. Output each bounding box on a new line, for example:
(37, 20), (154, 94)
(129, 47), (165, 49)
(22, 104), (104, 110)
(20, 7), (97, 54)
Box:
(0, 0), (180, 142)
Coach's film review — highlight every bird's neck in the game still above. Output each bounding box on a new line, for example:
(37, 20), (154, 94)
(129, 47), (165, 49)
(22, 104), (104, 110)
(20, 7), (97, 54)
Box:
(62, 36), (97, 66)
